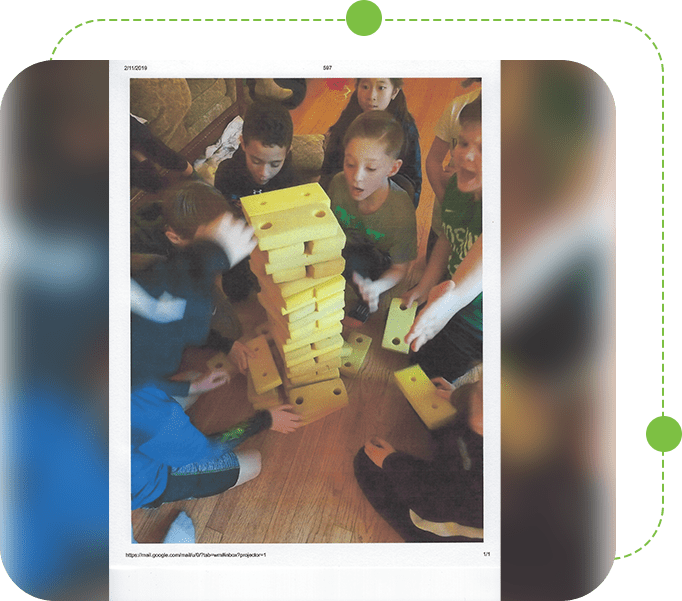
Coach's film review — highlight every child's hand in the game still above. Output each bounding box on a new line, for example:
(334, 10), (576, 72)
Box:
(352, 272), (383, 313)
(432, 376), (455, 400)
(227, 340), (255, 375)
(188, 368), (229, 395)
(268, 405), (303, 434)
(196, 212), (257, 267)
(400, 285), (428, 311)
(364, 437), (396, 468)
(405, 280), (458, 352)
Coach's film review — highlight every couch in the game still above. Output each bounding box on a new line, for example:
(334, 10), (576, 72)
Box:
(130, 78), (324, 206)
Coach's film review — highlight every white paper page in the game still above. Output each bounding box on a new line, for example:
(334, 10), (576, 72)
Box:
(111, 61), (501, 601)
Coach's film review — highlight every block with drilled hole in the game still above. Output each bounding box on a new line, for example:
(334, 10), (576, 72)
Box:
(241, 183), (330, 223)
(206, 352), (239, 377)
(287, 367), (340, 389)
(393, 365), (458, 430)
(339, 331), (372, 378)
(247, 373), (282, 410)
(245, 335), (282, 394)
(266, 242), (305, 264)
(252, 246), (340, 274)
(381, 298), (418, 354)
(250, 202), (339, 251)
(340, 341), (352, 357)
(305, 228), (346, 255)
(287, 378), (348, 424)
(306, 257), (346, 279)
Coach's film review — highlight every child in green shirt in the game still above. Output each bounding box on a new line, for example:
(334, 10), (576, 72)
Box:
(328, 110), (418, 322)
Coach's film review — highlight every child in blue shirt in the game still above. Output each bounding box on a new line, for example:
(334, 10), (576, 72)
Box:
(131, 212), (301, 509)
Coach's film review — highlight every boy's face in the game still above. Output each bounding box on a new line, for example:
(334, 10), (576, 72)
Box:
(357, 79), (400, 113)
(241, 137), (288, 187)
(343, 137), (402, 202)
(452, 122), (482, 197)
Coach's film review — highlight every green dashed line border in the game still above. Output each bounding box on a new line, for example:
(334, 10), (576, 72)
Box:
(50, 18), (665, 560)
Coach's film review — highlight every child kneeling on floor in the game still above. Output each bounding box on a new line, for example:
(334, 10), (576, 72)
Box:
(131, 211), (301, 510)
(328, 110), (418, 323)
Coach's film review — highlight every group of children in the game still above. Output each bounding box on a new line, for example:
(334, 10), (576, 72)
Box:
(130, 78), (484, 541)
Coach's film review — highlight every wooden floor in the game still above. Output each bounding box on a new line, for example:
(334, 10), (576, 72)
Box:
(132, 77), (473, 544)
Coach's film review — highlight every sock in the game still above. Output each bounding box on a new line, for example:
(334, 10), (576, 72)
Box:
(163, 511), (196, 544)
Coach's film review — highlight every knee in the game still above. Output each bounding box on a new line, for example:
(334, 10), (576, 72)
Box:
(234, 450), (262, 487)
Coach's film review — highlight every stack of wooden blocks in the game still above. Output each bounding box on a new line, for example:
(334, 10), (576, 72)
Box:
(241, 183), (349, 424)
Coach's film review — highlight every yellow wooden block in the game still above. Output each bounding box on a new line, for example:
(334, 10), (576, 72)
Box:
(306, 257), (345, 279)
(340, 341), (352, 357)
(271, 264), (307, 284)
(314, 356), (342, 371)
(253, 270), (337, 309)
(314, 274), (346, 300)
(252, 268), (329, 303)
(393, 365), (458, 430)
(258, 277), (316, 313)
(311, 333), (344, 352)
(206, 352), (238, 377)
(266, 242), (305, 264)
(287, 378), (349, 424)
(381, 298), (418, 354)
(265, 249), (340, 273)
(277, 273), (334, 299)
(316, 290), (345, 313)
(264, 303), (319, 334)
(242, 183), (330, 222)
(251, 202), (339, 251)
(286, 302), (318, 322)
(267, 301), (343, 348)
(245, 335), (282, 394)
(257, 292), (316, 323)
(277, 344), (315, 368)
(305, 228), (346, 254)
(269, 316), (317, 346)
(247, 374), (282, 410)
(287, 360), (329, 379)
(317, 309), (345, 331)
(277, 322), (343, 354)
(285, 358), (317, 376)
(288, 367), (340, 388)
(314, 347), (342, 364)
(339, 331), (372, 378)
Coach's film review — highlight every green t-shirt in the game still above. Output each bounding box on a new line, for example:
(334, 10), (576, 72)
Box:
(329, 173), (418, 265)
(441, 175), (482, 330)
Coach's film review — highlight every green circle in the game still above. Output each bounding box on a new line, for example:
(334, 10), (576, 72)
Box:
(646, 416), (682, 452)
(346, 1), (382, 36)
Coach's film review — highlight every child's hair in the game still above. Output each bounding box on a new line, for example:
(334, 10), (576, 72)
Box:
(328, 78), (414, 153)
(242, 100), (294, 149)
(459, 95), (482, 127)
(162, 181), (229, 240)
(343, 111), (405, 160)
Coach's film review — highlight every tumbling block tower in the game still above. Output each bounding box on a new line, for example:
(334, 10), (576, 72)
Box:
(242, 183), (349, 423)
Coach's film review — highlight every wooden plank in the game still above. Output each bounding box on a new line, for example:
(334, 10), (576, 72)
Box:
(381, 298), (417, 354)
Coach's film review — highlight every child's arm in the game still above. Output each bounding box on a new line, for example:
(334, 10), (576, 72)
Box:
(216, 405), (301, 451)
(352, 262), (409, 313)
(425, 136), (452, 201)
(195, 212), (257, 269)
(405, 235), (482, 352)
(401, 233), (451, 309)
